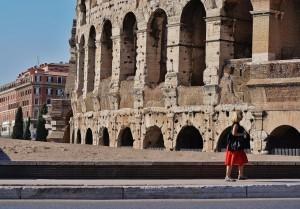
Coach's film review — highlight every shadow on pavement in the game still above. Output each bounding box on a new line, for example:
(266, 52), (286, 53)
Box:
(0, 148), (10, 161)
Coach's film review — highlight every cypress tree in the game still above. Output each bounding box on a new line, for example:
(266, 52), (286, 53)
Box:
(35, 104), (48, 141)
(12, 107), (24, 139)
(23, 117), (31, 140)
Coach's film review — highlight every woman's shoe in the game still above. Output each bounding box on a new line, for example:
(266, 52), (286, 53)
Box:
(238, 176), (247, 180)
(225, 176), (236, 182)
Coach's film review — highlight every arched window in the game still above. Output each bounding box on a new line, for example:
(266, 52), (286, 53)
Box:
(144, 126), (165, 149)
(85, 128), (93, 145)
(103, 128), (110, 146)
(146, 9), (168, 87)
(266, 125), (300, 155)
(119, 127), (134, 147)
(100, 20), (113, 80)
(121, 12), (137, 81)
(179, 0), (206, 86)
(87, 26), (96, 93)
(77, 129), (82, 144)
(225, 0), (253, 59)
(176, 126), (203, 151)
(79, 0), (87, 26)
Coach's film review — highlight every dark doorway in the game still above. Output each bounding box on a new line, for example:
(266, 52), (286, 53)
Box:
(266, 125), (300, 155)
(103, 128), (110, 146)
(85, 128), (93, 145)
(77, 130), (82, 144)
(176, 126), (203, 151)
(120, 127), (134, 147)
(144, 126), (165, 149)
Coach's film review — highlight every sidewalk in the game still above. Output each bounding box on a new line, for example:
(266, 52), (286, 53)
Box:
(1, 179), (300, 200)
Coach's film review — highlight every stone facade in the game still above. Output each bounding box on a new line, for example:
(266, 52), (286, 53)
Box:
(70, 0), (300, 154)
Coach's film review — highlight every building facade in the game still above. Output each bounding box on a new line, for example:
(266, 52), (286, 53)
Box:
(0, 63), (69, 137)
(71, 0), (300, 155)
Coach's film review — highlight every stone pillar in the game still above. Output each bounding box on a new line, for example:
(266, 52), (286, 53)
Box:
(134, 24), (147, 109)
(83, 46), (89, 98)
(109, 28), (122, 110)
(164, 20), (180, 108)
(92, 39), (101, 111)
(204, 9), (234, 106)
(250, 110), (268, 154)
(75, 46), (84, 98)
(251, 0), (283, 62)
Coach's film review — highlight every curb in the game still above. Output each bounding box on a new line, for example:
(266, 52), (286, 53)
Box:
(1, 184), (300, 200)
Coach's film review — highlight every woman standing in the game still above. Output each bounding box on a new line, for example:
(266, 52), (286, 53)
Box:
(225, 110), (248, 182)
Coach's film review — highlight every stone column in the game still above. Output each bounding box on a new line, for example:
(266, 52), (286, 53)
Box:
(164, 20), (181, 108)
(109, 28), (122, 110)
(134, 24), (147, 109)
(92, 39), (101, 111)
(83, 46), (89, 98)
(251, 0), (283, 62)
(250, 110), (268, 154)
(203, 9), (234, 106)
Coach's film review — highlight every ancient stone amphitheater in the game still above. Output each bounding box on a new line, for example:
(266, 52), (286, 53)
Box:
(70, 0), (300, 155)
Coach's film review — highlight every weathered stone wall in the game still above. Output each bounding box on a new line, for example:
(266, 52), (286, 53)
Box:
(71, 0), (300, 154)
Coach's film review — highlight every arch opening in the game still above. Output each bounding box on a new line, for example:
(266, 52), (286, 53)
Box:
(79, 0), (86, 26)
(77, 129), (82, 144)
(176, 126), (203, 151)
(77, 36), (85, 96)
(266, 125), (300, 156)
(100, 20), (113, 80)
(103, 128), (110, 146)
(85, 128), (93, 145)
(120, 127), (134, 147)
(224, 0), (253, 59)
(144, 126), (165, 149)
(146, 9), (168, 87)
(121, 12), (137, 81)
(87, 26), (96, 93)
(179, 0), (206, 86)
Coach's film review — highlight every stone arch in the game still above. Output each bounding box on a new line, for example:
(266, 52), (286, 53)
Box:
(77, 35), (85, 96)
(87, 26), (96, 93)
(216, 126), (251, 152)
(100, 20), (113, 80)
(85, 128), (93, 145)
(266, 125), (300, 155)
(77, 129), (82, 144)
(146, 8), (168, 87)
(179, 0), (206, 86)
(118, 127), (134, 147)
(120, 12), (138, 81)
(176, 126), (203, 151)
(143, 126), (165, 149)
(79, 0), (87, 26)
(224, 0), (253, 59)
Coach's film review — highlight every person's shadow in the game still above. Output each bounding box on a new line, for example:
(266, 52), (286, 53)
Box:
(0, 148), (10, 161)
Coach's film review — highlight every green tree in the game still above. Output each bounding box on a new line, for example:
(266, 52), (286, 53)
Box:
(12, 107), (24, 139)
(35, 104), (48, 141)
(23, 117), (31, 140)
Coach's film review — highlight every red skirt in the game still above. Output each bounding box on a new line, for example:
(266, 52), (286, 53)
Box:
(225, 149), (248, 166)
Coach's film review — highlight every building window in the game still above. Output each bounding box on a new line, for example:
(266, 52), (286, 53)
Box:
(47, 76), (52, 83)
(57, 77), (62, 84)
(34, 98), (39, 105)
(47, 99), (51, 104)
(34, 87), (40, 95)
(35, 75), (41, 83)
(47, 88), (52, 96)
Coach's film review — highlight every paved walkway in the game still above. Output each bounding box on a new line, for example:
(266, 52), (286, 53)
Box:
(1, 179), (300, 200)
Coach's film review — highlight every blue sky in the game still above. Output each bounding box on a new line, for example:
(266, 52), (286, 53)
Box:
(0, 0), (76, 85)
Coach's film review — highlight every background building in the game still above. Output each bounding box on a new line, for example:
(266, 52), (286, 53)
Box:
(0, 63), (69, 137)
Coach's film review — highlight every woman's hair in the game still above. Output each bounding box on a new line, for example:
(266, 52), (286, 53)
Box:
(231, 110), (243, 123)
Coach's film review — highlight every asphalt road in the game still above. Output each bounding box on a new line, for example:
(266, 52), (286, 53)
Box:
(0, 199), (299, 209)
